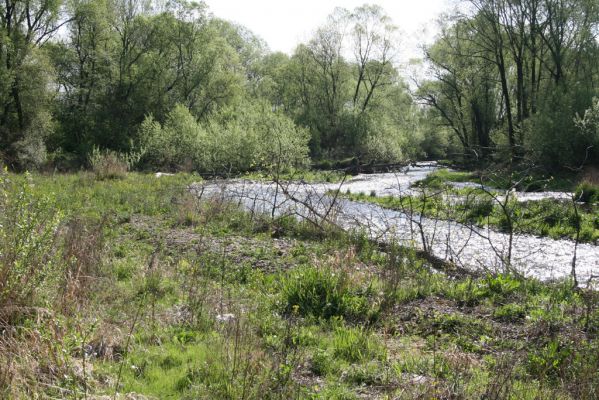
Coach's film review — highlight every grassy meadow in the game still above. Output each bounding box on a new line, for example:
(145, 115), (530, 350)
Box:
(1, 170), (599, 399)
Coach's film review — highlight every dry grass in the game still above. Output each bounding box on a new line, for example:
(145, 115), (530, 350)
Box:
(89, 149), (130, 180)
(582, 165), (599, 185)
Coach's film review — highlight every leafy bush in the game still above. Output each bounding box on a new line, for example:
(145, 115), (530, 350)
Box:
(137, 105), (204, 171)
(0, 173), (63, 310)
(137, 102), (310, 173)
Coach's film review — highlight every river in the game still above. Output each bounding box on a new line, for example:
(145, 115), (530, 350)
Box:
(192, 162), (599, 285)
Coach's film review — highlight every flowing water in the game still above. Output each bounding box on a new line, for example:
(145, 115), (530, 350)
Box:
(192, 162), (599, 284)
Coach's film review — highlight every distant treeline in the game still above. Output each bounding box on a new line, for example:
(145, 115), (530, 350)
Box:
(0, 0), (598, 172)
(418, 0), (599, 169)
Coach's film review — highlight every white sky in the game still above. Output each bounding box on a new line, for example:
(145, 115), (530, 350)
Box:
(204, 0), (455, 61)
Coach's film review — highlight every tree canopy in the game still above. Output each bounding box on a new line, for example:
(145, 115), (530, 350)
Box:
(0, 0), (598, 172)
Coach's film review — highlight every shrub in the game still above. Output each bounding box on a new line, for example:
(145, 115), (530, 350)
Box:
(137, 105), (204, 171)
(0, 173), (63, 312)
(88, 147), (135, 180)
(137, 101), (310, 173)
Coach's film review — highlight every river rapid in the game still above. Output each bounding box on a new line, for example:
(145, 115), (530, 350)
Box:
(192, 162), (599, 284)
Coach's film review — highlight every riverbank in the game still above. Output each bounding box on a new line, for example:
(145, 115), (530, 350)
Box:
(197, 164), (599, 283)
(2, 171), (599, 398)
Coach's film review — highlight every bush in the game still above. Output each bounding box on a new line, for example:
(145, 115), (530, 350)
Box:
(0, 173), (63, 311)
(137, 105), (204, 171)
(88, 147), (135, 180)
(137, 102), (310, 173)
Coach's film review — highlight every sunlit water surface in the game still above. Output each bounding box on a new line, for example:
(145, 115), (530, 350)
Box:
(192, 162), (599, 284)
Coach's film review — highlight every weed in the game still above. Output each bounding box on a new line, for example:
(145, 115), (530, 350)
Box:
(493, 303), (526, 322)
(332, 326), (386, 363)
(0, 174), (63, 312)
(281, 265), (378, 322)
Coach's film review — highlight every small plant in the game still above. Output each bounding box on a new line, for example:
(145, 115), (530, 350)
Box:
(310, 349), (335, 376)
(484, 274), (521, 299)
(465, 198), (494, 221)
(281, 265), (377, 322)
(493, 303), (526, 322)
(527, 339), (573, 382)
(0, 174), (63, 311)
(332, 326), (386, 363)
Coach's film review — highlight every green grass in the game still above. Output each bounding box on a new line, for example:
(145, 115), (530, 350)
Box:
(281, 265), (380, 322)
(413, 168), (478, 189)
(3, 170), (599, 399)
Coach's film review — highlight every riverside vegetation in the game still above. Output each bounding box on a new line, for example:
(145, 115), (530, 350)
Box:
(339, 169), (599, 244)
(2, 0), (599, 398)
(2, 169), (599, 399)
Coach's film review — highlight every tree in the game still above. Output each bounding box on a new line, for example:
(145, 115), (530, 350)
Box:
(0, 0), (68, 167)
(421, 0), (599, 168)
(350, 4), (397, 113)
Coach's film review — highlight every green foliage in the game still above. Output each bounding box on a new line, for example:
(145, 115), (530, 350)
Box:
(137, 105), (204, 171)
(527, 86), (598, 168)
(342, 188), (599, 243)
(281, 266), (378, 322)
(138, 102), (310, 173)
(332, 326), (386, 363)
(421, 3), (599, 169)
(527, 339), (573, 382)
(0, 173), (63, 308)
(3, 171), (599, 398)
(88, 147), (141, 180)
(413, 168), (478, 189)
(575, 182), (599, 204)
(445, 274), (522, 306)
(493, 303), (526, 322)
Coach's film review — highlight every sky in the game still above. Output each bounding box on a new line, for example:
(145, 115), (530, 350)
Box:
(204, 0), (455, 61)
